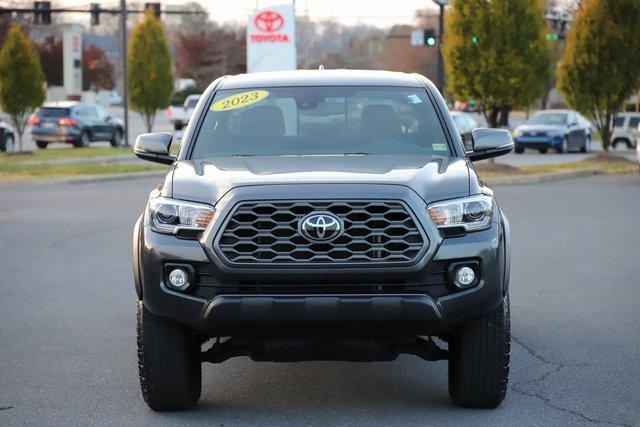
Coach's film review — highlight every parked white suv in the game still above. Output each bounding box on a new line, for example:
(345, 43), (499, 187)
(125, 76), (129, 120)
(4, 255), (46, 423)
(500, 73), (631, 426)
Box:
(612, 112), (640, 149)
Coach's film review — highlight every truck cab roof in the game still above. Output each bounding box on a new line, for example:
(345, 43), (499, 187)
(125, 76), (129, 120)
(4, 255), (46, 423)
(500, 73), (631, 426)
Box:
(218, 70), (427, 90)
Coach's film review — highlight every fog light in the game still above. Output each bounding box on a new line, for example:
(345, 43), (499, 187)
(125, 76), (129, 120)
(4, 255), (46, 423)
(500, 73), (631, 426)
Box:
(455, 266), (476, 288)
(168, 268), (189, 290)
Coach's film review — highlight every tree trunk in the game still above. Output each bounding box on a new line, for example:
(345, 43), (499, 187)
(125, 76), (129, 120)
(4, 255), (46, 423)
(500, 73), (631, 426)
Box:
(11, 113), (24, 152)
(144, 112), (156, 133)
(498, 106), (511, 128)
(487, 107), (500, 128)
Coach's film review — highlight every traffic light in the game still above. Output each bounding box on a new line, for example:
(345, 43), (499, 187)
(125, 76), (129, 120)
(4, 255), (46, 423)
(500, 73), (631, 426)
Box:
(34, 1), (51, 25)
(145, 3), (161, 18)
(471, 35), (479, 44)
(546, 32), (559, 42)
(90, 3), (100, 26)
(424, 29), (437, 47)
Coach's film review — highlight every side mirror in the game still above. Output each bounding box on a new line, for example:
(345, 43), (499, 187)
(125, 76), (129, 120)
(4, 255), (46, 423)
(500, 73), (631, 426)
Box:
(133, 132), (175, 165)
(467, 128), (514, 161)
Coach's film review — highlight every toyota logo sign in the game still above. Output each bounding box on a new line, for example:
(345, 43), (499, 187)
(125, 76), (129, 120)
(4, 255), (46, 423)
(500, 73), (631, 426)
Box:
(299, 213), (343, 242)
(254, 11), (285, 32)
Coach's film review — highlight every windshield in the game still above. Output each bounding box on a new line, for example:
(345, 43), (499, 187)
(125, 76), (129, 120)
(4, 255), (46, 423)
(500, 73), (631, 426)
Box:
(528, 113), (568, 126)
(190, 86), (451, 159)
(37, 108), (70, 118)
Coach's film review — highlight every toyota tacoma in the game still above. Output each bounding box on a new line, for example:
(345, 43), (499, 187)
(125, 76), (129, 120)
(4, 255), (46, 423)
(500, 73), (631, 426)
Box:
(132, 70), (513, 411)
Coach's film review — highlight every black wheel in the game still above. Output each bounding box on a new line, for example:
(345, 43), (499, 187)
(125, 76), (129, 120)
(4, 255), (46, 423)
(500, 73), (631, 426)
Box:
(74, 131), (90, 148)
(580, 136), (590, 153)
(137, 300), (201, 411)
(538, 148), (548, 154)
(1, 133), (15, 152)
(448, 292), (510, 409)
(613, 139), (630, 150)
(514, 146), (525, 154)
(35, 140), (48, 149)
(556, 137), (568, 153)
(174, 122), (184, 131)
(110, 129), (122, 147)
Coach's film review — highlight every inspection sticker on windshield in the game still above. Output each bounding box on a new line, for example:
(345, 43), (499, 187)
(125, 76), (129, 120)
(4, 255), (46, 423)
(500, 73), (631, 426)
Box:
(432, 143), (448, 151)
(211, 90), (269, 112)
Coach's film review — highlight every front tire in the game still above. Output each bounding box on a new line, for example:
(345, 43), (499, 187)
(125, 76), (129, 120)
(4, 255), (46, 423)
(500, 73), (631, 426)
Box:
(581, 135), (591, 153)
(174, 122), (184, 131)
(137, 300), (202, 411)
(514, 146), (525, 154)
(556, 137), (568, 153)
(35, 140), (48, 149)
(448, 293), (510, 409)
(538, 148), (548, 154)
(110, 129), (122, 147)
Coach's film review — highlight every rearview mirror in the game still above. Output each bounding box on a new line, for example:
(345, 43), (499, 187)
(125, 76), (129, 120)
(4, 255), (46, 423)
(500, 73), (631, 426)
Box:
(133, 132), (175, 165)
(467, 128), (514, 161)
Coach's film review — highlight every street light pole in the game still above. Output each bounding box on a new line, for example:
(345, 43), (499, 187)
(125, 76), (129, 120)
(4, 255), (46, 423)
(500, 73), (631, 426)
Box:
(432, 0), (448, 94)
(120, 0), (129, 146)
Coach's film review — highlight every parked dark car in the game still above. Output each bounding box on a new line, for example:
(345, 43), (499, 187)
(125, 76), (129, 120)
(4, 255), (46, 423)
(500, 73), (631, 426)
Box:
(513, 109), (591, 153)
(0, 120), (16, 153)
(132, 70), (514, 411)
(28, 102), (123, 149)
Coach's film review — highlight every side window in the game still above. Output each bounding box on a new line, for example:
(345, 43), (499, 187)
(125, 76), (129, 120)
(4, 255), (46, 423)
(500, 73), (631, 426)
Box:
(628, 117), (640, 129)
(96, 106), (109, 119)
(613, 117), (625, 128)
(85, 106), (99, 118)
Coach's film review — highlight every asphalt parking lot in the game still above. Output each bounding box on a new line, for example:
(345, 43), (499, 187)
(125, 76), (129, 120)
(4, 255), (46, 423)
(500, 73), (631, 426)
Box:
(1, 174), (639, 426)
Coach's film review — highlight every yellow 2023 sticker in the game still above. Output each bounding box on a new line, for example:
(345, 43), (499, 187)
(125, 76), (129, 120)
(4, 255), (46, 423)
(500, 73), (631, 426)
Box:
(211, 90), (269, 112)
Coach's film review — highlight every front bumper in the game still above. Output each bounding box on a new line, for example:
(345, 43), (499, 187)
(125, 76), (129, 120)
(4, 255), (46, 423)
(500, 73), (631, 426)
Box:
(515, 135), (563, 149)
(134, 186), (509, 338)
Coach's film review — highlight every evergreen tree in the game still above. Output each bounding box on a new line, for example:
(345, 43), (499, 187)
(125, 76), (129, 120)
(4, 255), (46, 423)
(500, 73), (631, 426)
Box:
(0, 24), (46, 151)
(128, 10), (174, 132)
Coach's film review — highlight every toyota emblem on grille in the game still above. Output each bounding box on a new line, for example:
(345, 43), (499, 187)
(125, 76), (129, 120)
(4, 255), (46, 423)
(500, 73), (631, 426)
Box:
(299, 212), (342, 242)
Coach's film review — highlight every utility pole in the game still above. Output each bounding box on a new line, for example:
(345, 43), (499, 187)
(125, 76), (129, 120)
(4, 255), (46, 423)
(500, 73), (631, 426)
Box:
(432, 0), (448, 94)
(120, 0), (129, 146)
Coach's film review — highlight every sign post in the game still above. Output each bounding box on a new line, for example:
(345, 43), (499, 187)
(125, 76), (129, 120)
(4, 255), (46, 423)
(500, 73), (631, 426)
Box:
(247, 4), (296, 73)
(62, 23), (83, 98)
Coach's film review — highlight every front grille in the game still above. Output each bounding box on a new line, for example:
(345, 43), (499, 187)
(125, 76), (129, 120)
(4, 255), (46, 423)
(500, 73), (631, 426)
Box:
(216, 200), (426, 265)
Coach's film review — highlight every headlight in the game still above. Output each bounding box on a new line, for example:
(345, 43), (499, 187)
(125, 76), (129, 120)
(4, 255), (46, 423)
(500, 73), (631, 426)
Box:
(427, 194), (493, 232)
(149, 197), (214, 234)
(512, 129), (523, 138)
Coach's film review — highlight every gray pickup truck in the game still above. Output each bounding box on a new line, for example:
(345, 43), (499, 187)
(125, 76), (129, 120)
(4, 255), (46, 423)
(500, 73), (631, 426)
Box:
(132, 70), (513, 411)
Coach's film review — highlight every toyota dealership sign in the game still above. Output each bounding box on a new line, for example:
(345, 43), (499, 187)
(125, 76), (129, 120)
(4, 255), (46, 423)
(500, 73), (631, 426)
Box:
(247, 4), (297, 73)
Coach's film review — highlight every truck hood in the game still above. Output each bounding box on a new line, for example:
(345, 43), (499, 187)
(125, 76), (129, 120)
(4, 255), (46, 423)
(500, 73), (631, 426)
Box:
(169, 155), (470, 205)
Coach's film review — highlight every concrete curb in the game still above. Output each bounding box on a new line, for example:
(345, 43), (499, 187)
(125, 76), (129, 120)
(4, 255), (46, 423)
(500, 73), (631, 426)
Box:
(484, 168), (603, 185)
(17, 154), (137, 166)
(0, 170), (165, 187)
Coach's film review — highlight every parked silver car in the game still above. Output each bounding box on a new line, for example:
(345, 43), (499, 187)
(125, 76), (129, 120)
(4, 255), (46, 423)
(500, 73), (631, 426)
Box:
(612, 112), (640, 149)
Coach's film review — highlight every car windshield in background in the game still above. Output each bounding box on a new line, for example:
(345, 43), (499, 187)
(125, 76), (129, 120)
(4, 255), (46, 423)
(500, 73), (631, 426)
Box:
(191, 86), (451, 159)
(37, 108), (70, 118)
(528, 113), (568, 126)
